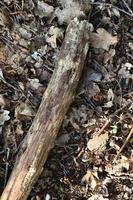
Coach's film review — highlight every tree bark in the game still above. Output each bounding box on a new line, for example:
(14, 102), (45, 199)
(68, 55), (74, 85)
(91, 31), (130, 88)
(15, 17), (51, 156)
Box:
(1, 18), (89, 200)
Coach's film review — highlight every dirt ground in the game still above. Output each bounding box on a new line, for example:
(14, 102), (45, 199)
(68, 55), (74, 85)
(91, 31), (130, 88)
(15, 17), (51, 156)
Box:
(0, 0), (133, 200)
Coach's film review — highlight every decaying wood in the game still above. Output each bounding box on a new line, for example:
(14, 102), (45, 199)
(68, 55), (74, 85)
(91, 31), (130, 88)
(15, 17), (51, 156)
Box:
(1, 18), (89, 200)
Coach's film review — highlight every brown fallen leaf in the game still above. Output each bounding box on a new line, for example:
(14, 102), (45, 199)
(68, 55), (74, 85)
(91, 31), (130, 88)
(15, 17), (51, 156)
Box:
(46, 26), (63, 48)
(35, 1), (54, 18)
(81, 170), (98, 190)
(0, 95), (6, 108)
(0, 110), (10, 126)
(87, 132), (109, 154)
(15, 102), (35, 121)
(104, 88), (114, 108)
(88, 194), (109, 200)
(118, 63), (133, 79)
(55, 0), (90, 24)
(90, 28), (118, 51)
(105, 156), (130, 175)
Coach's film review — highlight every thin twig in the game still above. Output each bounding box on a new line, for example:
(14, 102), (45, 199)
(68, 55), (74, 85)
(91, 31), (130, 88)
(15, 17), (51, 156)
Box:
(90, 2), (133, 17)
(0, 75), (34, 106)
(114, 79), (123, 108)
(0, 1), (11, 12)
(114, 126), (133, 161)
(4, 147), (10, 186)
(0, 75), (20, 91)
(97, 118), (111, 135)
(95, 101), (132, 136)
(121, 0), (133, 15)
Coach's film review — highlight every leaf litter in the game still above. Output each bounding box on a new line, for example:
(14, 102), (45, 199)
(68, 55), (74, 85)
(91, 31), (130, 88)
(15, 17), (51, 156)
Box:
(0, 0), (133, 199)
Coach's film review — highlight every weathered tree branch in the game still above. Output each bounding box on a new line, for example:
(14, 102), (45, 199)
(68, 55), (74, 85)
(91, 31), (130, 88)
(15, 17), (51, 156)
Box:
(1, 18), (89, 200)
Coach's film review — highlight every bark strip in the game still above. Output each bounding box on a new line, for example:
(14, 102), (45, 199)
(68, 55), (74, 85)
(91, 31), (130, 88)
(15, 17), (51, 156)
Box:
(1, 18), (89, 200)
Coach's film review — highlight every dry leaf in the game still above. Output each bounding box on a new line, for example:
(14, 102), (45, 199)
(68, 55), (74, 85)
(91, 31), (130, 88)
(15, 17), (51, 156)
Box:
(35, 1), (54, 18)
(0, 95), (6, 108)
(15, 102), (35, 121)
(46, 26), (63, 48)
(105, 156), (130, 175)
(55, 0), (86, 24)
(118, 63), (133, 79)
(87, 132), (109, 153)
(28, 78), (43, 90)
(88, 194), (109, 200)
(0, 49), (6, 62)
(86, 82), (100, 99)
(55, 133), (70, 146)
(90, 28), (118, 50)
(15, 121), (24, 135)
(0, 110), (10, 125)
(82, 170), (98, 190)
(0, 12), (6, 27)
(104, 88), (114, 108)
(3, 0), (13, 5)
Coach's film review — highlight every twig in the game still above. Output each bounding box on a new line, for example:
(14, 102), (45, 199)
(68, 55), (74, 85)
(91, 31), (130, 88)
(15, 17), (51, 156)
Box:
(0, 74), (34, 106)
(114, 79), (123, 108)
(97, 118), (111, 135)
(4, 148), (10, 186)
(94, 101), (132, 136)
(0, 1), (11, 12)
(121, 0), (133, 16)
(0, 75), (20, 91)
(114, 126), (133, 161)
(90, 2), (133, 17)
(127, 53), (133, 59)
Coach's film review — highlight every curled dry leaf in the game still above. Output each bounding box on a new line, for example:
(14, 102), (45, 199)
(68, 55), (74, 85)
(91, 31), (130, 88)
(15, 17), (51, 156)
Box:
(15, 102), (35, 121)
(55, 0), (89, 24)
(46, 26), (64, 48)
(82, 170), (98, 190)
(104, 88), (114, 108)
(15, 121), (24, 135)
(86, 82), (100, 99)
(3, 0), (12, 5)
(28, 78), (43, 90)
(55, 133), (70, 146)
(0, 95), (6, 108)
(87, 132), (109, 154)
(0, 110), (10, 126)
(118, 63), (133, 79)
(88, 194), (109, 200)
(0, 49), (6, 62)
(35, 1), (54, 18)
(90, 28), (118, 51)
(105, 156), (130, 175)
(0, 12), (7, 27)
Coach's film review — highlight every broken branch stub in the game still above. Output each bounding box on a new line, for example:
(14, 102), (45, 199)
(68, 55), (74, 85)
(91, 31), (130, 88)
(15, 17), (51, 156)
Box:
(1, 18), (89, 200)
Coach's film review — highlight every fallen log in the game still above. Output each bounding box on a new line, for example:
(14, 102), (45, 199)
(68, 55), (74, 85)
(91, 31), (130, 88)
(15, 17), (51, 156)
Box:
(1, 18), (89, 200)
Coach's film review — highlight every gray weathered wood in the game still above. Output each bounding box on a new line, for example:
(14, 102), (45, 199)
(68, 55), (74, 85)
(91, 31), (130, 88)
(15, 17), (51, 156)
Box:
(1, 18), (89, 200)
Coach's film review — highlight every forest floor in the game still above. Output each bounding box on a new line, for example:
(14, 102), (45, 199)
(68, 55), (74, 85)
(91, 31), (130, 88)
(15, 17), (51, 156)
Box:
(0, 0), (133, 200)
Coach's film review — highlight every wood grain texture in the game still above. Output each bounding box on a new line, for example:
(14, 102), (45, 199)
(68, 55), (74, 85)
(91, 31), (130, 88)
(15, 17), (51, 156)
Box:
(1, 17), (89, 200)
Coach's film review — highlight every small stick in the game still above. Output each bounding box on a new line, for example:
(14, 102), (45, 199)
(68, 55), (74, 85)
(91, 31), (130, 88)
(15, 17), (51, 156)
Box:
(121, 0), (133, 16)
(114, 126), (133, 161)
(1, 17), (90, 200)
